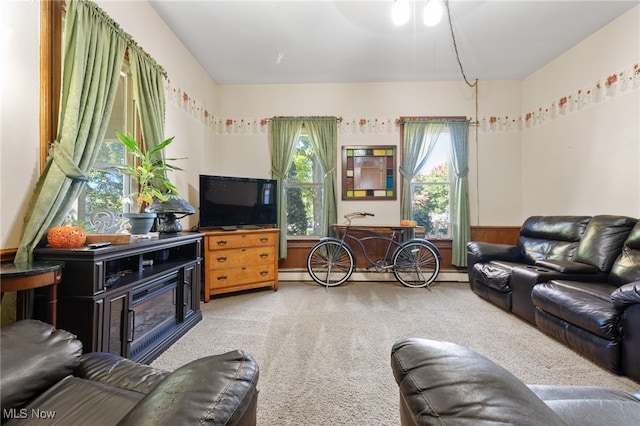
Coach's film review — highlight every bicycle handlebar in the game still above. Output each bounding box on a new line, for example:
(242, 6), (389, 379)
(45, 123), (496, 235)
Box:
(345, 212), (375, 218)
(344, 212), (375, 223)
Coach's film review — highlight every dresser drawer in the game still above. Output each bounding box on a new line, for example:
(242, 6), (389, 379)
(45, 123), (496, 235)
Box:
(207, 232), (276, 250)
(208, 246), (276, 270)
(207, 264), (275, 288)
(203, 229), (279, 300)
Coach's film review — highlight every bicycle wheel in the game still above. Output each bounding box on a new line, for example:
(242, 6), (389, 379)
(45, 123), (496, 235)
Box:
(306, 239), (355, 286)
(392, 241), (441, 288)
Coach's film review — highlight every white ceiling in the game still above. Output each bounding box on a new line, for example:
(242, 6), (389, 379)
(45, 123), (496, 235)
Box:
(149, 0), (639, 85)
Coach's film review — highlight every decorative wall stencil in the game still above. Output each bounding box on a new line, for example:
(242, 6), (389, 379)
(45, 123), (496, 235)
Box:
(342, 146), (396, 200)
(163, 77), (217, 131)
(163, 63), (638, 136)
(482, 62), (639, 132)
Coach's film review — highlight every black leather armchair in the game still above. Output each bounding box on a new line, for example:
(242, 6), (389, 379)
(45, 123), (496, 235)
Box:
(1, 320), (259, 425)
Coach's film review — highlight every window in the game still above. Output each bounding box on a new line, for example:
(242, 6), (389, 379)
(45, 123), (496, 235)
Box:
(284, 132), (324, 238)
(75, 67), (139, 229)
(411, 131), (452, 239)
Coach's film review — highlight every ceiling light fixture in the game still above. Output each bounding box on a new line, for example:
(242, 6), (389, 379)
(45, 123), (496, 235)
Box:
(391, 0), (411, 26)
(391, 0), (443, 27)
(423, 0), (444, 27)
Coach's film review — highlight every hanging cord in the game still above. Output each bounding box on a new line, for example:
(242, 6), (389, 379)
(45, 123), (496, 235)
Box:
(445, 0), (476, 89)
(444, 0), (481, 225)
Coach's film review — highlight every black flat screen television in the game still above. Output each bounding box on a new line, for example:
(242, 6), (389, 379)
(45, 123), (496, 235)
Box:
(199, 174), (278, 229)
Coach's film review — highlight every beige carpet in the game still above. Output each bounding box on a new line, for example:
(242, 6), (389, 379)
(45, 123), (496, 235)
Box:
(151, 281), (639, 425)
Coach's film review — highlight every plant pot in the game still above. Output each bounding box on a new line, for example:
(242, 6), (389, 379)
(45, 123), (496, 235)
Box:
(122, 212), (157, 235)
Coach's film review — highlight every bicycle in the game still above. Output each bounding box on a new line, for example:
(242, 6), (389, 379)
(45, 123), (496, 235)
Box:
(306, 212), (441, 288)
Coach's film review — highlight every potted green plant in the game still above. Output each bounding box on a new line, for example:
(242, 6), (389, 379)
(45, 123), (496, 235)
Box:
(115, 131), (184, 234)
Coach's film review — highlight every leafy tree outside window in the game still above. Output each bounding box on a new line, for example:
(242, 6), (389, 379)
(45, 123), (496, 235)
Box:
(285, 132), (324, 238)
(411, 132), (452, 238)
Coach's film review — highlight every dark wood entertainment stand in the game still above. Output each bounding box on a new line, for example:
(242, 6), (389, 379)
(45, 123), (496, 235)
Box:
(34, 232), (203, 364)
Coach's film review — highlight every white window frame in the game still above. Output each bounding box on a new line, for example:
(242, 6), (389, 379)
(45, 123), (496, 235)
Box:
(410, 131), (454, 239)
(284, 131), (325, 239)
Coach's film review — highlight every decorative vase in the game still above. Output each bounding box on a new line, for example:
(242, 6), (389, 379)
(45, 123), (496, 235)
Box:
(122, 212), (157, 235)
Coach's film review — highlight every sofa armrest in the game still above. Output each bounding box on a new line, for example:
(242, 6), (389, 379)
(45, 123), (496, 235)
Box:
(76, 352), (170, 395)
(611, 281), (640, 307)
(390, 338), (565, 425)
(467, 241), (522, 264)
(117, 350), (259, 426)
(390, 338), (565, 426)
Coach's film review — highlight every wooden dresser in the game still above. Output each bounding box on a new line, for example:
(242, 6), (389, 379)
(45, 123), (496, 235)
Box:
(203, 228), (279, 301)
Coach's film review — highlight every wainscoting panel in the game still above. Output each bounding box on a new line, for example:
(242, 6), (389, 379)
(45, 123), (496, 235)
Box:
(279, 225), (520, 272)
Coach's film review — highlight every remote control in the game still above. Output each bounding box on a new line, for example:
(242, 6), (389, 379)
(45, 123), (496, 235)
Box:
(87, 242), (111, 249)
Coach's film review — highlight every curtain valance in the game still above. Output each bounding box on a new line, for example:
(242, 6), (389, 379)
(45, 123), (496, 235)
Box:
(79, 0), (165, 77)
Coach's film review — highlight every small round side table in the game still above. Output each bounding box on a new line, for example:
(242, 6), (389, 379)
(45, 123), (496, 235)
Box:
(1, 261), (64, 326)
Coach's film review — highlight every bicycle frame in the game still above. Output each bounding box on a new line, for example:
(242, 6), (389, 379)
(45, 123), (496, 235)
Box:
(333, 226), (404, 271)
(329, 212), (413, 271)
(307, 212), (442, 287)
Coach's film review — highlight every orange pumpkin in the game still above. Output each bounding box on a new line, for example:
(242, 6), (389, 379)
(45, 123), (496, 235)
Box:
(47, 225), (87, 248)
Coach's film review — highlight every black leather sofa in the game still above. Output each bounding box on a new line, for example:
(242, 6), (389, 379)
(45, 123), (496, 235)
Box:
(467, 215), (636, 323)
(391, 338), (640, 426)
(1, 320), (259, 425)
(466, 215), (639, 382)
(532, 220), (640, 382)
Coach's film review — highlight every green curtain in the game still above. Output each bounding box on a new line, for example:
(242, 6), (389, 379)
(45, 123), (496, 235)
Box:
(302, 117), (338, 238)
(399, 120), (445, 220)
(129, 44), (166, 156)
(3, 0), (127, 325)
(14, 0), (127, 264)
(449, 120), (471, 267)
(270, 117), (304, 258)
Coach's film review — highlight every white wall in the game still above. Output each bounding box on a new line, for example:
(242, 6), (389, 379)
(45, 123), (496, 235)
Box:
(215, 80), (524, 226)
(95, 0), (219, 231)
(522, 6), (640, 218)
(1, 0), (41, 248)
(2, 1), (638, 251)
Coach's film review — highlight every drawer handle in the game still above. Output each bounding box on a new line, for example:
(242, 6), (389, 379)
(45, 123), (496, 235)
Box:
(216, 240), (227, 246)
(216, 275), (228, 281)
(260, 237), (269, 243)
(260, 270), (268, 276)
(216, 256), (227, 262)
(259, 253), (269, 259)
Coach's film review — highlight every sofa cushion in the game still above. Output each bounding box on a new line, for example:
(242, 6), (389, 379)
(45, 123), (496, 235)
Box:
(76, 352), (169, 395)
(2, 376), (144, 426)
(531, 281), (620, 340)
(609, 221), (640, 287)
(574, 215), (637, 272)
(529, 385), (640, 425)
(534, 259), (599, 274)
(519, 216), (591, 264)
(0, 320), (82, 412)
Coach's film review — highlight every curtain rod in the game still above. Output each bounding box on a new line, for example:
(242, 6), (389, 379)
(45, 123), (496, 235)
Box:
(399, 116), (469, 122)
(266, 117), (343, 123)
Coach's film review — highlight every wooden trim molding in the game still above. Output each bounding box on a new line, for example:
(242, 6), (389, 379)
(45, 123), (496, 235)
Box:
(1, 249), (17, 263)
(470, 225), (520, 246)
(39, 0), (63, 171)
(280, 237), (461, 271)
(279, 226), (521, 272)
